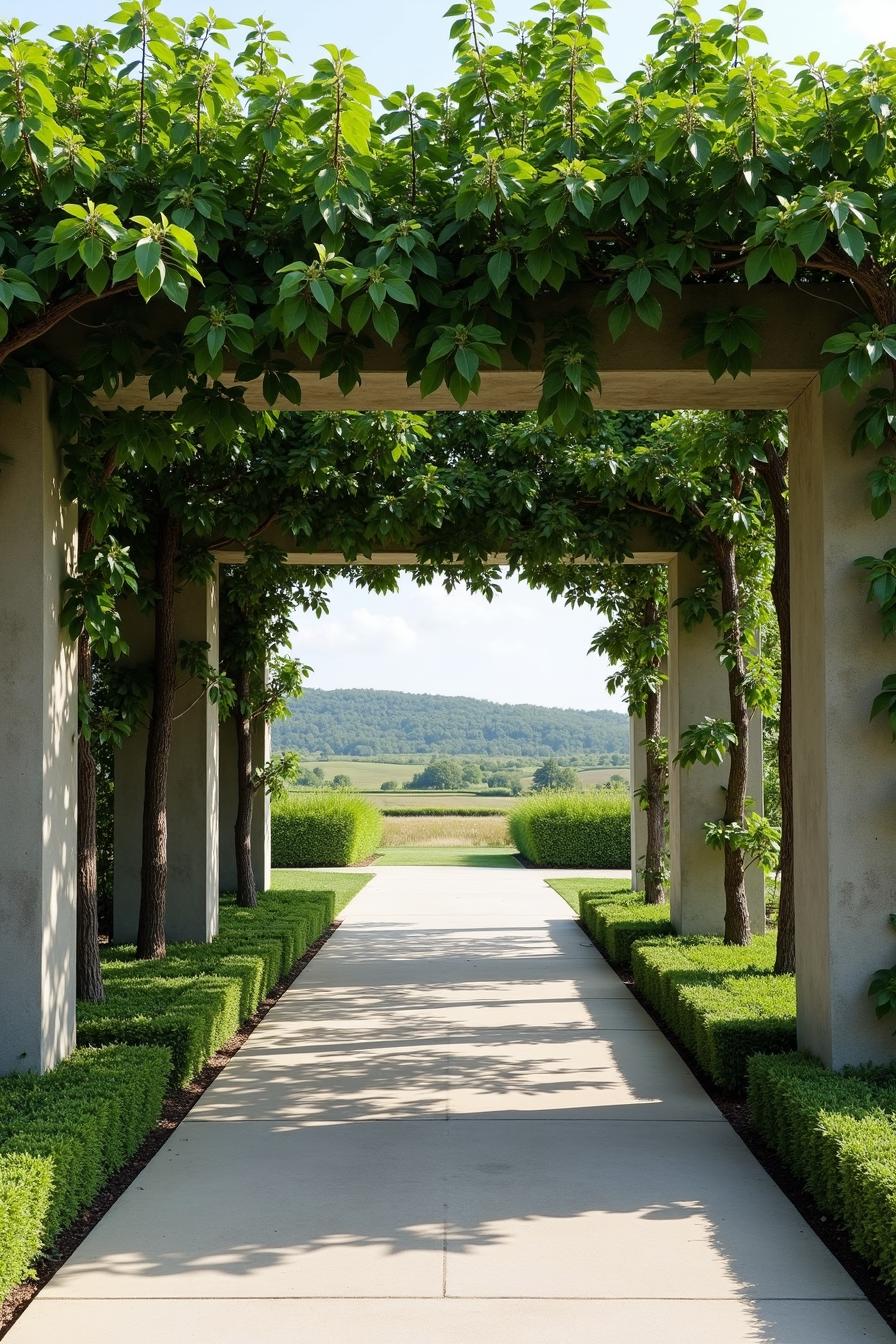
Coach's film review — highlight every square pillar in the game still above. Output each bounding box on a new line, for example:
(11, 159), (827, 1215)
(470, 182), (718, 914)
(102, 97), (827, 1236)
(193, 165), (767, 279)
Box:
(791, 381), (896, 1067)
(629, 714), (647, 890)
(219, 713), (271, 893)
(667, 552), (764, 936)
(0, 371), (77, 1072)
(113, 575), (220, 944)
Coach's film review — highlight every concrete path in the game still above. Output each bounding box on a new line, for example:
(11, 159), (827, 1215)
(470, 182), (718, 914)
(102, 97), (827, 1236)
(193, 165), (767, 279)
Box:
(9, 866), (895, 1342)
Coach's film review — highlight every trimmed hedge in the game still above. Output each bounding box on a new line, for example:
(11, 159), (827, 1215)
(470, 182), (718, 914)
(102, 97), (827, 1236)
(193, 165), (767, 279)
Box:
(631, 933), (796, 1091)
(0, 1044), (170, 1299)
(509, 790), (630, 867)
(580, 889), (673, 968)
(748, 1053), (896, 1290)
(272, 792), (382, 866)
(79, 888), (336, 1087)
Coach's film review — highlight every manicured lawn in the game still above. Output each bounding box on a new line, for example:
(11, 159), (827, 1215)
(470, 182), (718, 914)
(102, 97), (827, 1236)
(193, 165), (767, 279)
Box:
(547, 877), (632, 916)
(373, 847), (521, 868)
(269, 869), (373, 915)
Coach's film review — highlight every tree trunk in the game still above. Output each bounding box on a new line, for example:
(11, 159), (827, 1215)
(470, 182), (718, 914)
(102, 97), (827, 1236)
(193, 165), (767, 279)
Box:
(76, 627), (105, 1001)
(136, 510), (180, 960)
(642, 653), (667, 904)
(234, 670), (257, 908)
(716, 537), (752, 946)
(757, 449), (794, 975)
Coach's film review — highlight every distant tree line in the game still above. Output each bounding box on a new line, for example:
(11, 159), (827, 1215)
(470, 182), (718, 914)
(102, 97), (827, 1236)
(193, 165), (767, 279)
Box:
(273, 688), (630, 760)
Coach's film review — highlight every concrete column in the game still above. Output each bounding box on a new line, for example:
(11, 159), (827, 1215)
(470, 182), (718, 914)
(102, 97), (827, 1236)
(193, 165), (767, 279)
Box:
(219, 713), (271, 893)
(113, 575), (220, 944)
(791, 382), (896, 1067)
(0, 372), (77, 1073)
(629, 714), (647, 890)
(667, 552), (764, 936)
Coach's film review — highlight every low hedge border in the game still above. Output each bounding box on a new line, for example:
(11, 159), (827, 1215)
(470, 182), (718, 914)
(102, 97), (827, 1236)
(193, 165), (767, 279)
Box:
(273, 792), (382, 866)
(509, 790), (630, 867)
(79, 888), (336, 1087)
(631, 933), (796, 1092)
(0, 1044), (170, 1300)
(748, 1052), (896, 1291)
(579, 889), (673, 968)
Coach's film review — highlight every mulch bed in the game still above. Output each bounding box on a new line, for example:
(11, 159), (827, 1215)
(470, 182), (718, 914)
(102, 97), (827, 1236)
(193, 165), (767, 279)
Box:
(576, 920), (896, 1334)
(0, 919), (342, 1340)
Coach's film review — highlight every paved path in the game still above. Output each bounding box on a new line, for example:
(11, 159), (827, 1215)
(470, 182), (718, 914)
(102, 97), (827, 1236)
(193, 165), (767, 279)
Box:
(10, 867), (895, 1342)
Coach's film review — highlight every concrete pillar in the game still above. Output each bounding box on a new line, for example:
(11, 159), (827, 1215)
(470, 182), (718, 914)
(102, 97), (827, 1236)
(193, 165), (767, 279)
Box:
(113, 575), (220, 944)
(667, 552), (764, 936)
(791, 382), (896, 1067)
(219, 713), (271, 893)
(629, 714), (647, 890)
(0, 372), (77, 1073)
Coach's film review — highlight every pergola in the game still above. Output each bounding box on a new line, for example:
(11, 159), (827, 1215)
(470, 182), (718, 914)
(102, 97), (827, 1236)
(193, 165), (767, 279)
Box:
(0, 281), (886, 1076)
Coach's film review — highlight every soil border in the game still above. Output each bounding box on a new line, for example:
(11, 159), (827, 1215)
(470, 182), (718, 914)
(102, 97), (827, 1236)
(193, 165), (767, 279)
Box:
(574, 917), (896, 1334)
(0, 918), (342, 1340)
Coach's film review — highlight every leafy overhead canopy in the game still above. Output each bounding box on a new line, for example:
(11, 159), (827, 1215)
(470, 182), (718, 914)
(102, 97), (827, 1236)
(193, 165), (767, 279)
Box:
(0, 1), (894, 443)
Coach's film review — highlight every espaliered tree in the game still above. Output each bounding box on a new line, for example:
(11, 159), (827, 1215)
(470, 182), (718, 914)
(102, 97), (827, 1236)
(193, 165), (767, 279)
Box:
(220, 544), (331, 907)
(590, 566), (669, 905)
(629, 411), (779, 946)
(60, 410), (188, 997)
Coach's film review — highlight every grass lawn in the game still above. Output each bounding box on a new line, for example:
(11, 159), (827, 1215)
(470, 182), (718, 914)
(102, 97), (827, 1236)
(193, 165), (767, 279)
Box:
(269, 868), (374, 916)
(374, 847), (522, 868)
(547, 876), (632, 916)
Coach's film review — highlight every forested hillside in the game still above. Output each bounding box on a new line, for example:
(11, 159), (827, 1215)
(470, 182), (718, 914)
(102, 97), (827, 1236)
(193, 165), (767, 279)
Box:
(273, 689), (629, 760)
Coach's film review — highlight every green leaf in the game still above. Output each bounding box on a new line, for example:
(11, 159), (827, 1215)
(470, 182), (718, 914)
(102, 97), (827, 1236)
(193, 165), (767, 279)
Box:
(454, 346), (479, 382)
(770, 245), (797, 283)
(79, 237), (104, 271)
(838, 223), (866, 267)
(744, 245), (772, 287)
(372, 301), (399, 344)
(636, 294), (662, 329)
(135, 238), (162, 277)
(865, 132), (886, 169)
(347, 294), (371, 335)
(487, 250), (511, 290)
(607, 303), (631, 342)
(626, 267), (651, 303)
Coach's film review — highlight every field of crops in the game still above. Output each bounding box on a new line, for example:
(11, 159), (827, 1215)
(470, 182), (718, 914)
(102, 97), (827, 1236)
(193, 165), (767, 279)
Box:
(290, 758), (630, 804)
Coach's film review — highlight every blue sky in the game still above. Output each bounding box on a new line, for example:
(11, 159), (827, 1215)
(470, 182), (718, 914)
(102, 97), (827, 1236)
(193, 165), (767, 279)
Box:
(24, 1), (894, 88)
(27, 0), (893, 711)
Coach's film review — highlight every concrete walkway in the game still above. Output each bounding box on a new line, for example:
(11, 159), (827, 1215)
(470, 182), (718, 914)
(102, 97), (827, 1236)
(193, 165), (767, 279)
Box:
(9, 867), (895, 1342)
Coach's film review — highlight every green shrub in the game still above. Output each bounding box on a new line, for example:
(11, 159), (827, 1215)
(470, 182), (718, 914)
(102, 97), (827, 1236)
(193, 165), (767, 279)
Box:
(580, 890), (673, 968)
(748, 1053), (896, 1289)
(79, 888), (337, 1087)
(272, 792), (383, 866)
(631, 933), (795, 1091)
(509, 790), (630, 867)
(0, 1044), (170, 1299)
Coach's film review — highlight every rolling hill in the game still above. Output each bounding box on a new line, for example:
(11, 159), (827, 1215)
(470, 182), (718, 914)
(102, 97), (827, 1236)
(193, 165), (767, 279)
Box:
(272, 688), (629, 760)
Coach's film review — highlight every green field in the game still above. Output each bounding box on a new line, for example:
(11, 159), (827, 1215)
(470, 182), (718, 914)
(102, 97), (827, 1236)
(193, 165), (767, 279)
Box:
(289, 758), (630, 811)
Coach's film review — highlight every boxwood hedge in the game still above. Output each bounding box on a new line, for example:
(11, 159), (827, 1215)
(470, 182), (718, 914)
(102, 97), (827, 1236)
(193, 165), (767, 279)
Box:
(748, 1053), (896, 1290)
(272, 793), (383, 867)
(0, 1044), (170, 1300)
(79, 888), (336, 1087)
(631, 933), (796, 1092)
(509, 790), (630, 868)
(579, 889), (673, 968)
